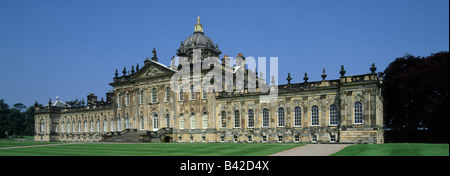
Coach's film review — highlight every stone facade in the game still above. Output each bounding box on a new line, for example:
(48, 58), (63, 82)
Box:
(34, 18), (384, 144)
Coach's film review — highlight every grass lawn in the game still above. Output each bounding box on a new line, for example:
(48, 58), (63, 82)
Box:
(0, 136), (57, 148)
(332, 143), (449, 156)
(0, 142), (304, 156)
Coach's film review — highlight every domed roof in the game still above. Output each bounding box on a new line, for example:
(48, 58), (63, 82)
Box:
(177, 17), (221, 57)
(183, 32), (216, 49)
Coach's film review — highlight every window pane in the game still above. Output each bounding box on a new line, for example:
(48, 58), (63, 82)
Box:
(354, 102), (363, 124)
(248, 109), (254, 128)
(202, 112), (208, 129)
(311, 106), (319, 126)
(221, 111), (226, 128)
(262, 109), (269, 127)
(234, 110), (240, 128)
(330, 104), (338, 125)
(278, 108), (285, 127)
(190, 113), (196, 129)
(294, 107), (301, 127)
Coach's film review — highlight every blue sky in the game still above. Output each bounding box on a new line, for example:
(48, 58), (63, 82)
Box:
(0, 0), (448, 107)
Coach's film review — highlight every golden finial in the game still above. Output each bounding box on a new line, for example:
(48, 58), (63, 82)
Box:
(194, 16), (203, 33)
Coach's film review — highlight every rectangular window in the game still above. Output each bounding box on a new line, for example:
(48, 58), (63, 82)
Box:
(311, 106), (319, 126)
(278, 136), (283, 143)
(190, 85), (195, 100)
(262, 135), (267, 142)
(248, 110), (254, 128)
(140, 91), (144, 104)
(234, 111), (240, 128)
(278, 108), (285, 127)
(125, 93), (129, 106)
(330, 105), (339, 126)
(140, 117), (144, 130)
(221, 111), (226, 128)
(262, 109), (269, 127)
(152, 88), (157, 103)
(165, 87), (170, 102)
(202, 88), (207, 99)
(294, 107), (301, 127)
(179, 89), (184, 101)
(294, 135), (300, 142)
(354, 102), (363, 124)
(248, 135), (252, 142)
(117, 94), (122, 107)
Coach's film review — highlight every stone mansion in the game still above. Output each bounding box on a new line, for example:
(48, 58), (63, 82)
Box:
(34, 17), (384, 144)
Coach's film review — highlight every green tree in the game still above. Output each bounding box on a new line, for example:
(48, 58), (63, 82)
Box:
(23, 105), (36, 136)
(0, 99), (10, 138)
(383, 51), (449, 142)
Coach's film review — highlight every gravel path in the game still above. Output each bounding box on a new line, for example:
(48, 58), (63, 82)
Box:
(0, 143), (77, 150)
(269, 144), (353, 156)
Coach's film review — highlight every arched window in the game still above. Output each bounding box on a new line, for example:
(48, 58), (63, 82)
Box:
(220, 111), (226, 128)
(103, 118), (108, 132)
(111, 119), (115, 132)
(140, 116), (144, 130)
(190, 113), (196, 129)
(61, 122), (65, 133)
(77, 120), (81, 132)
(165, 87), (170, 102)
(125, 115), (130, 129)
(84, 120), (88, 132)
(248, 109), (254, 128)
(262, 108), (269, 127)
(96, 119), (100, 132)
(234, 110), (240, 128)
(179, 114), (184, 129)
(67, 121), (71, 133)
(354, 102), (363, 124)
(294, 106), (301, 127)
(152, 88), (157, 103)
(278, 107), (285, 127)
(202, 112), (208, 129)
(72, 121), (75, 132)
(153, 113), (159, 131)
(330, 104), (338, 126)
(166, 114), (170, 127)
(311, 106), (319, 126)
(90, 120), (94, 132)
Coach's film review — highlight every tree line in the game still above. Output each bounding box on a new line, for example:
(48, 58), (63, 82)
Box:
(0, 100), (37, 138)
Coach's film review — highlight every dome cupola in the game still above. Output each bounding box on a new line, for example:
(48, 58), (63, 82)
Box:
(177, 17), (221, 58)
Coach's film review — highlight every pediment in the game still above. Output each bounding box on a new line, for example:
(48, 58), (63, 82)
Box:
(134, 60), (176, 79)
